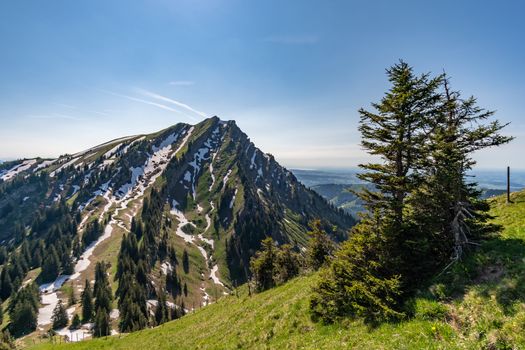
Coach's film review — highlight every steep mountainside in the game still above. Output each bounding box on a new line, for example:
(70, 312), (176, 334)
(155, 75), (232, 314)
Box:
(28, 190), (525, 350)
(0, 117), (353, 340)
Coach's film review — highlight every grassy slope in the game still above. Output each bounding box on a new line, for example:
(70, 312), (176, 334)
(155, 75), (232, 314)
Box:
(30, 274), (457, 350)
(29, 190), (525, 350)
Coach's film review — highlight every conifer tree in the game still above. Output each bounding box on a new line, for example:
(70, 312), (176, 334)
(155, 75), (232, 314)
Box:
(310, 61), (513, 324)
(182, 249), (190, 274)
(61, 253), (74, 275)
(94, 261), (113, 314)
(70, 314), (81, 330)
(81, 279), (94, 323)
(9, 294), (38, 337)
(249, 237), (276, 292)
(51, 300), (68, 329)
(0, 270), (12, 300)
(0, 329), (14, 350)
(10, 303), (37, 336)
(41, 246), (61, 283)
(154, 289), (169, 326)
(409, 76), (513, 275)
(93, 308), (110, 338)
(305, 220), (335, 271)
(274, 244), (300, 285)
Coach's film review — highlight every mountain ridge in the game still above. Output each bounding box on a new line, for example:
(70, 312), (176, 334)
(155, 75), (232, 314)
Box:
(0, 116), (354, 341)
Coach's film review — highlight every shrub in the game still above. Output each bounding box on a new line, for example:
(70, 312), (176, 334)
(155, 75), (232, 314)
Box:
(412, 298), (448, 321)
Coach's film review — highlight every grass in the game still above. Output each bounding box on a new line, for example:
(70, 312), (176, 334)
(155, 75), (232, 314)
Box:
(27, 190), (525, 349)
(28, 274), (460, 350)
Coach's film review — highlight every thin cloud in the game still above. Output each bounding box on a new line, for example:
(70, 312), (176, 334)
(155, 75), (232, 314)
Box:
(54, 103), (77, 109)
(28, 113), (84, 121)
(169, 81), (195, 86)
(92, 110), (111, 117)
(136, 88), (207, 118)
(100, 89), (183, 115)
(263, 35), (319, 45)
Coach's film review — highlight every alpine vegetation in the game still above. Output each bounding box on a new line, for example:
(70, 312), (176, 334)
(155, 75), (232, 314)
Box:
(310, 61), (512, 323)
(0, 116), (353, 341)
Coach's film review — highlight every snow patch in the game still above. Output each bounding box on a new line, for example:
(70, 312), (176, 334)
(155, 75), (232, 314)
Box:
(210, 265), (225, 287)
(34, 159), (57, 172)
(229, 188), (238, 209)
(161, 261), (173, 275)
(50, 157), (80, 177)
(1, 159), (37, 181)
(170, 200), (197, 244)
(222, 169), (232, 191)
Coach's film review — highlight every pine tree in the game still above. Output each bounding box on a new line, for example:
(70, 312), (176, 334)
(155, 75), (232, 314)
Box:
(154, 289), (169, 326)
(310, 230), (403, 324)
(249, 237), (276, 292)
(182, 249), (189, 274)
(310, 61), (513, 324)
(274, 244), (300, 285)
(81, 279), (94, 323)
(0, 270), (12, 301)
(94, 262), (112, 314)
(305, 220), (335, 271)
(70, 314), (81, 330)
(93, 308), (110, 338)
(41, 245), (61, 283)
(7, 283), (39, 336)
(0, 247), (6, 265)
(61, 252), (74, 275)
(51, 300), (68, 329)
(9, 303), (37, 336)
(409, 76), (513, 274)
(32, 249), (42, 268)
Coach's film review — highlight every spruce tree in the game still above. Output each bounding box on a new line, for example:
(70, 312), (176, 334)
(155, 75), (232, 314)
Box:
(411, 75), (513, 265)
(249, 237), (276, 292)
(93, 308), (110, 337)
(310, 61), (513, 324)
(182, 249), (190, 274)
(9, 303), (37, 336)
(0, 329), (14, 350)
(41, 246), (61, 283)
(154, 289), (169, 326)
(305, 220), (335, 271)
(61, 253), (74, 275)
(0, 271), (12, 301)
(51, 300), (68, 329)
(70, 314), (81, 330)
(274, 244), (300, 285)
(81, 279), (94, 323)
(94, 261), (112, 314)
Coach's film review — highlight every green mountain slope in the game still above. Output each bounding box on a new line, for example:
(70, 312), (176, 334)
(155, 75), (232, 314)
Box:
(27, 275), (457, 350)
(0, 117), (354, 340)
(26, 190), (525, 349)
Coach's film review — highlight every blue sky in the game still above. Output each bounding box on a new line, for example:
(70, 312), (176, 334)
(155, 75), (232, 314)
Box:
(1, 0), (523, 169)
